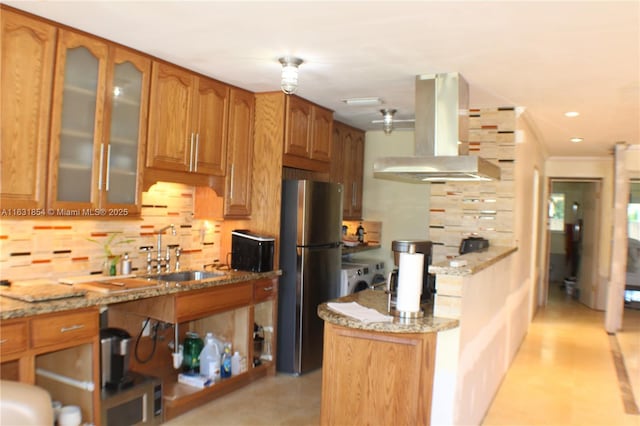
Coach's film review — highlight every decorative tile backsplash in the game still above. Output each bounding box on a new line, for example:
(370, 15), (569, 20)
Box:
(429, 108), (516, 263)
(0, 183), (222, 282)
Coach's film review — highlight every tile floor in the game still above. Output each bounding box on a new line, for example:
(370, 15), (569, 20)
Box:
(164, 285), (640, 426)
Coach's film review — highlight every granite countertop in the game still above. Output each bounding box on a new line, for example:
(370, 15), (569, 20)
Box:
(428, 246), (517, 277)
(0, 269), (282, 320)
(318, 289), (458, 334)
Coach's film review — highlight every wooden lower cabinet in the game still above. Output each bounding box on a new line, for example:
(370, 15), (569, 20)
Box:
(320, 322), (436, 426)
(109, 278), (278, 421)
(0, 308), (101, 425)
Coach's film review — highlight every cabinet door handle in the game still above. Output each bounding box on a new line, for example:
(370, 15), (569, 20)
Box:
(60, 324), (85, 333)
(0, 339), (8, 344)
(194, 133), (199, 172)
(188, 133), (194, 172)
(105, 144), (112, 191)
(98, 143), (104, 190)
(352, 182), (356, 207)
(229, 164), (235, 199)
(262, 286), (273, 292)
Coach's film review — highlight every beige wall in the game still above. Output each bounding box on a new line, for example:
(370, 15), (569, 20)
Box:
(349, 129), (430, 268)
(513, 114), (547, 316)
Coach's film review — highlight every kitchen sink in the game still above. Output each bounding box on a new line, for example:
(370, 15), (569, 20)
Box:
(148, 270), (225, 282)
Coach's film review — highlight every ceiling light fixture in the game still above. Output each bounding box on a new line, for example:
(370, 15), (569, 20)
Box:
(570, 137), (583, 143)
(279, 56), (303, 95)
(564, 111), (580, 117)
(380, 109), (397, 134)
(342, 97), (383, 106)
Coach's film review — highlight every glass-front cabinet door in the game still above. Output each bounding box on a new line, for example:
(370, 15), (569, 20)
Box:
(48, 30), (107, 211)
(102, 48), (150, 214)
(48, 30), (148, 215)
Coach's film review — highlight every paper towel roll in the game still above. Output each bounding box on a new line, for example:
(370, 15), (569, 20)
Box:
(396, 252), (424, 312)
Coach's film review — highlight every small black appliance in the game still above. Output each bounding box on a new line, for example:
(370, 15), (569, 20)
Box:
(231, 230), (275, 272)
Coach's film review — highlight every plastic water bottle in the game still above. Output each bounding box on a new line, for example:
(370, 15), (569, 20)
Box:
(221, 344), (232, 379)
(231, 351), (241, 375)
(198, 333), (221, 380)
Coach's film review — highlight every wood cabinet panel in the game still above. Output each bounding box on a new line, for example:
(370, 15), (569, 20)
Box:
(146, 61), (196, 172)
(253, 278), (277, 302)
(147, 62), (233, 185)
(224, 87), (255, 217)
(0, 10), (56, 211)
(0, 319), (28, 358)
(31, 309), (99, 350)
(332, 121), (364, 220)
(194, 77), (229, 176)
(321, 323), (435, 426)
(284, 96), (312, 158)
(283, 95), (333, 172)
(176, 281), (253, 322)
(310, 106), (333, 163)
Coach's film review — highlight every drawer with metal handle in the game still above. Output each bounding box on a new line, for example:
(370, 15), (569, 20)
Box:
(0, 319), (28, 356)
(31, 309), (98, 349)
(253, 279), (277, 302)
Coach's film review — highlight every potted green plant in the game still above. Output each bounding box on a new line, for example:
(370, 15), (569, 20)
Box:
(88, 232), (134, 276)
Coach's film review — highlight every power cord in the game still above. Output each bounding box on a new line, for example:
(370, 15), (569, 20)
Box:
(134, 317), (159, 364)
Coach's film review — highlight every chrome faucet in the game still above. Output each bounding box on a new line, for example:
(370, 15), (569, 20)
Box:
(153, 224), (176, 272)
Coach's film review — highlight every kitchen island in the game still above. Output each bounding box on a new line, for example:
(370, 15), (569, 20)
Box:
(318, 246), (520, 426)
(317, 290), (458, 426)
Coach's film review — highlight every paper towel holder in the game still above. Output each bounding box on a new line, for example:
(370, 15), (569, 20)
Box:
(390, 308), (424, 320)
(386, 271), (424, 319)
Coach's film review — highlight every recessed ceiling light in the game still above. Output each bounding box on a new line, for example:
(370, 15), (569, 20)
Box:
(570, 137), (583, 143)
(564, 111), (580, 117)
(342, 97), (383, 106)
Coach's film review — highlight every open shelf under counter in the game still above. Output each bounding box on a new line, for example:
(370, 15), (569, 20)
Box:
(161, 362), (274, 420)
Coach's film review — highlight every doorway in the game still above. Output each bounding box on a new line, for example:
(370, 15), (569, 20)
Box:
(546, 179), (602, 309)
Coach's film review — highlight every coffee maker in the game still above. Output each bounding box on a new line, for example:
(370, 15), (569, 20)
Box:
(100, 328), (133, 390)
(388, 240), (435, 305)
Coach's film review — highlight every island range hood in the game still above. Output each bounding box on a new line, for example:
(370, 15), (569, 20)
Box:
(373, 73), (501, 182)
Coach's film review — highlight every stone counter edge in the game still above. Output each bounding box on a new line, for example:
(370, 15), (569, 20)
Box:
(318, 289), (459, 334)
(0, 270), (282, 320)
(429, 246), (517, 277)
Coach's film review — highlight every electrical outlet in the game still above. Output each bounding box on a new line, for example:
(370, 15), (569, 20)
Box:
(141, 320), (151, 337)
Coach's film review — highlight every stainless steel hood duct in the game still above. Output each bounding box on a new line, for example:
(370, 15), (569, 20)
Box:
(373, 73), (501, 182)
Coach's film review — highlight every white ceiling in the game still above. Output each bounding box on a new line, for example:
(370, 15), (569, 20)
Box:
(7, 0), (639, 157)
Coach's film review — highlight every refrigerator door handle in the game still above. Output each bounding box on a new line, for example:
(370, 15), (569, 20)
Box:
(297, 242), (342, 250)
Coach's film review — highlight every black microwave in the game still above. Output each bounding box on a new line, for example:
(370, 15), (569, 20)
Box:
(100, 372), (162, 426)
(231, 230), (275, 272)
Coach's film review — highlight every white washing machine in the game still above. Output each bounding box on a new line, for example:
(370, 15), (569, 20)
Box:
(339, 259), (387, 297)
(356, 258), (387, 290)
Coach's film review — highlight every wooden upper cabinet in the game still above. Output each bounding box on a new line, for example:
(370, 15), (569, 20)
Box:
(348, 130), (364, 219)
(102, 46), (150, 214)
(147, 62), (230, 177)
(47, 29), (149, 215)
(333, 121), (364, 220)
(146, 62), (196, 172)
(48, 30), (109, 211)
(283, 95), (333, 172)
(310, 106), (333, 163)
(284, 96), (312, 158)
(194, 78), (229, 176)
(224, 87), (255, 217)
(1, 10), (56, 211)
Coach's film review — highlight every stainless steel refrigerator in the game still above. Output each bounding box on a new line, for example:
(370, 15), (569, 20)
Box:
(277, 179), (343, 375)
